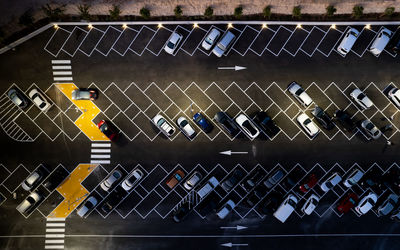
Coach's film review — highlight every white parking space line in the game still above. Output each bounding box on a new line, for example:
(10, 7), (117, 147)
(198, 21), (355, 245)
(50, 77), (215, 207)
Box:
(44, 246), (64, 249)
(46, 223), (66, 227)
(90, 160), (111, 164)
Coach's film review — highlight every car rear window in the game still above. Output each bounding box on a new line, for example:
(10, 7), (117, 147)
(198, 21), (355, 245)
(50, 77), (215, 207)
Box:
(295, 88), (303, 96)
(243, 120), (257, 135)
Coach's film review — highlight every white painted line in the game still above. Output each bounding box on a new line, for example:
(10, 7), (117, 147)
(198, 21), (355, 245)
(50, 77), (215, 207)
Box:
(45, 240), (65, 244)
(46, 218), (66, 221)
(46, 228), (65, 233)
(52, 65), (71, 70)
(44, 245), (64, 249)
(45, 234), (65, 238)
(90, 154), (110, 159)
(53, 77), (73, 81)
(91, 143), (111, 147)
(53, 71), (72, 76)
(90, 160), (110, 164)
(91, 149), (111, 153)
(51, 60), (71, 64)
(46, 223), (66, 227)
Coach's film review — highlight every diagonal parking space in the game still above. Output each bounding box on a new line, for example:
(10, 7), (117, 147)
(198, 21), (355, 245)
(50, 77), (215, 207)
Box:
(232, 25), (260, 55)
(78, 27), (105, 56)
(146, 25), (173, 55)
(249, 26), (276, 55)
(283, 27), (309, 56)
(61, 26), (89, 57)
(317, 27), (343, 56)
(224, 82), (254, 111)
(300, 26), (327, 56)
(351, 26), (377, 57)
(44, 27), (71, 57)
(129, 25), (157, 55)
(95, 26), (122, 56)
(266, 26), (294, 56)
(265, 83), (293, 111)
(180, 25), (208, 55)
(112, 26), (139, 56)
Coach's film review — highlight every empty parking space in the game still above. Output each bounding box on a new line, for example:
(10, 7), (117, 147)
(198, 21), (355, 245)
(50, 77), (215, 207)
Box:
(266, 27), (293, 55)
(232, 26), (260, 55)
(284, 28), (309, 56)
(300, 27), (326, 56)
(317, 28), (343, 56)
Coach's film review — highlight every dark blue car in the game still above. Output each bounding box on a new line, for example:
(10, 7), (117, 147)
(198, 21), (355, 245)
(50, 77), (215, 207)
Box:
(193, 112), (213, 133)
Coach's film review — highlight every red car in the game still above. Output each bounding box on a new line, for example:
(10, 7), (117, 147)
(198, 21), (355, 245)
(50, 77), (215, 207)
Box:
(299, 174), (318, 193)
(337, 193), (359, 214)
(98, 120), (118, 141)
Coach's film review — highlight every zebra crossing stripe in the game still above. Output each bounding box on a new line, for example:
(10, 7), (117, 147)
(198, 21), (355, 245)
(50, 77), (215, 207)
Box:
(91, 149), (111, 153)
(51, 60), (71, 64)
(45, 218), (66, 249)
(90, 160), (110, 164)
(53, 71), (72, 75)
(53, 77), (73, 81)
(90, 143), (111, 164)
(52, 65), (71, 70)
(91, 143), (111, 147)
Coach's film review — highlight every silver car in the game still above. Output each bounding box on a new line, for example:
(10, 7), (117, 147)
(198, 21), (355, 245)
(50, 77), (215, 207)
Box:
(76, 196), (98, 218)
(100, 170), (122, 191)
(121, 169), (143, 191)
(377, 194), (398, 216)
(21, 170), (43, 191)
(350, 88), (373, 110)
(176, 116), (196, 139)
(16, 191), (42, 215)
(202, 28), (221, 50)
(183, 171), (202, 190)
(361, 120), (382, 140)
(343, 168), (364, 188)
(8, 88), (29, 109)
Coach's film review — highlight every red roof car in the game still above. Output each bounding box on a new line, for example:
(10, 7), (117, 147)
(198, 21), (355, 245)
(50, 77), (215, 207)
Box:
(98, 120), (118, 141)
(299, 174), (318, 193)
(337, 193), (359, 214)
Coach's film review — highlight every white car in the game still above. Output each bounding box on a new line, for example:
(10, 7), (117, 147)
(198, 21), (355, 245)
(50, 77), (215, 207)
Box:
(202, 28), (221, 50)
(183, 171), (202, 190)
(100, 170), (122, 191)
(235, 114), (260, 139)
(121, 169), (143, 191)
(337, 28), (359, 56)
(28, 88), (50, 112)
(301, 194), (319, 215)
(388, 88), (400, 108)
(153, 114), (175, 137)
(21, 170), (43, 191)
(369, 28), (392, 56)
(273, 194), (298, 223)
(297, 113), (319, 137)
(350, 88), (373, 110)
(343, 168), (364, 188)
(176, 116), (196, 139)
(361, 120), (382, 140)
(288, 82), (313, 107)
(216, 200), (235, 219)
(164, 32), (183, 54)
(320, 172), (342, 192)
(76, 196), (97, 218)
(355, 192), (377, 215)
(16, 191), (42, 215)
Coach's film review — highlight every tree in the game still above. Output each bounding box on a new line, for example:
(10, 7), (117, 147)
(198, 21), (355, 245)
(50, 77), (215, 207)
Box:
(263, 6), (271, 19)
(352, 5), (364, 19)
(109, 5), (121, 20)
(19, 9), (34, 27)
(204, 6), (213, 18)
(325, 5), (337, 17)
(140, 7), (150, 19)
(77, 4), (90, 20)
(383, 7), (395, 17)
(292, 6), (301, 18)
(174, 5), (183, 17)
(42, 4), (65, 21)
(234, 5), (243, 19)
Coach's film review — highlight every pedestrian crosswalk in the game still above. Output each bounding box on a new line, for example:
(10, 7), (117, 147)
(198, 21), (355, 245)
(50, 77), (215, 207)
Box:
(90, 143), (111, 164)
(51, 60), (73, 82)
(45, 218), (65, 249)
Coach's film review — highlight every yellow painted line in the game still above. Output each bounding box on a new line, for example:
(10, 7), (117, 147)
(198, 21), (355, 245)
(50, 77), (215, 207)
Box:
(48, 164), (98, 218)
(55, 83), (109, 141)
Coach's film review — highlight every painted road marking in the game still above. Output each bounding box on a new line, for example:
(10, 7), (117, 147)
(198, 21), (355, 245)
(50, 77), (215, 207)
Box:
(90, 142), (111, 164)
(54, 77), (73, 81)
(51, 60), (71, 64)
(91, 143), (111, 147)
(90, 154), (111, 159)
(46, 223), (66, 227)
(45, 218), (66, 249)
(91, 149), (111, 153)
(53, 71), (72, 75)
(90, 160), (110, 164)
(52, 65), (71, 70)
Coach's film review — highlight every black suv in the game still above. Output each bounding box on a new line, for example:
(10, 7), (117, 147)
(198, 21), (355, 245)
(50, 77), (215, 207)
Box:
(241, 168), (266, 192)
(253, 112), (280, 137)
(221, 168), (245, 192)
(214, 112), (239, 136)
(258, 191), (283, 215)
(359, 168), (384, 194)
(333, 110), (356, 132)
(311, 106), (334, 130)
(281, 166), (304, 191)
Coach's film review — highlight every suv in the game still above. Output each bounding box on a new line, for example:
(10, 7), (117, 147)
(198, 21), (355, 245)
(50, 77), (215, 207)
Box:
(212, 31), (236, 57)
(311, 106), (334, 130)
(241, 168), (265, 192)
(288, 81), (312, 107)
(221, 168), (245, 192)
(273, 194), (298, 223)
(333, 110), (356, 132)
(214, 112), (239, 136)
(253, 111), (280, 137)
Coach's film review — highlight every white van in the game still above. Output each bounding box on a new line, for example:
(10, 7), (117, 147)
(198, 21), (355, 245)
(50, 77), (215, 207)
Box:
(197, 176), (219, 199)
(337, 28), (359, 56)
(212, 31), (236, 57)
(273, 194), (298, 223)
(369, 28), (393, 56)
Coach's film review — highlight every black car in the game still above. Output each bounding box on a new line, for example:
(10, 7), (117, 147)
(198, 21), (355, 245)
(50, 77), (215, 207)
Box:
(381, 168), (400, 194)
(173, 201), (192, 222)
(333, 110), (356, 132)
(246, 185), (268, 207)
(359, 168), (384, 193)
(101, 189), (126, 213)
(311, 106), (334, 130)
(8, 88), (29, 109)
(258, 191), (283, 215)
(43, 167), (69, 191)
(221, 168), (245, 192)
(281, 166), (304, 191)
(387, 28), (400, 54)
(253, 111), (280, 137)
(241, 168), (266, 192)
(197, 193), (219, 217)
(214, 112), (239, 136)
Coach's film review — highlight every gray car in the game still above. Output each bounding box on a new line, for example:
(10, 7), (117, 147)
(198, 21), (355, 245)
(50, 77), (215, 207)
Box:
(71, 88), (98, 100)
(377, 194), (398, 216)
(8, 88), (29, 109)
(361, 120), (382, 140)
(264, 170), (284, 189)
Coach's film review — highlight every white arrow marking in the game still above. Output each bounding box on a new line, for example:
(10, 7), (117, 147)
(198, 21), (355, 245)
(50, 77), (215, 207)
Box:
(217, 65), (247, 71)
(219, 150), (248, 156)
(221, 242), (249, 248)
(220, 225), (248, 231)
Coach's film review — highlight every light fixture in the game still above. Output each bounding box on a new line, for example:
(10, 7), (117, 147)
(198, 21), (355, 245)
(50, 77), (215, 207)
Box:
(88, 23), (93, 29)
(365, 24), (371, 29)
(122, 23), (128, 29)
(158, 23), (163, 28)
(331, 24), (336, 29)
(297, 23), (302, 29)
(262, 23), (267, 29)
(228, 23), (233, 29)
(54, 24), (59, 29)
(193, 23), (198, 28)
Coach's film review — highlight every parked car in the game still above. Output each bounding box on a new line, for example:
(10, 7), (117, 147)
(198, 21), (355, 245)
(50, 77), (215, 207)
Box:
(101, 170), (122, 191)
(253, 111), (280, 137)
(166, 170), (185, 189)
(369, 28), (392, 56)
(359, 168), (383, 192)
(355, 192), (378, 215)
(214, 112), (239, 136)
(176, 116), (196, 139)
(98, 120), (119, 141)
(221, 168), (245, 192)
(241, 168), (265, 192)
(281, 167), (304, 191)
(273, 194), (298, 223)
(288, 81), (312, 107)
(193, 112), (213, 133)
(320, 172), (342, 192)
(377, 194), (398, 216)
(337, 193), (359, 214)
(173, 201), (192, 223)
(197, 177), (219, 199)
(264, 169), (285, 189)
(43, 168), (69, 191)
(246, 185), (268, 207)
(311, 106), (334, 130)
(8, 88), (29, 109)
(259, 191), (283, 215)
(121, 169), (143, 191)
(381, 168), (400, 194)
(16, 191), (42, 215)
(22, 169), (44, 191)
(301, 194), (319, 215)
(28, 88), (50, 111)
(216, 200), (236, 219)
(183, 171), (202, 190)
(299, 174), (318, 193)
(153, 114), (175, 137)
(235, 113), (260, 139)
(164, 32), (183, 54)
(197, 193), (219, 217)
(76, 196), (98, 218)
(350, 88), (373, 110)
(343, 168), (364, 188)
(202, 28), (221, 50)
(388, 88), (400, 108)
(361, 120), (382, 140)
(391, 207), (400, 221)
(337, 28), (359, 55)
(297, 113), (319, 137)
(71, 88), (98, 100)
(333, 110), (356, 132)
(212, 31), (236, 57)
(386, 28), (400, 54)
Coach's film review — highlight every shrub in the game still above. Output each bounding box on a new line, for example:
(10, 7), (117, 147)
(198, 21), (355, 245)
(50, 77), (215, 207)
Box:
(109, 5), (121, 20)
(19, 9), (34, 27)
(292, 6), (301, 18)
(140, 7), (150, 19)
(174, 5), (183, 17)
(77, 4), (90, 20)
(383, 7), (395, 17)
(326, 5), (337, 17)
(263, 6), (271, 19)
(352, 5), (364, 19)
(42, 4), (65, 21)
(234, 5), (243, 19)
(204, 6), (213, 18)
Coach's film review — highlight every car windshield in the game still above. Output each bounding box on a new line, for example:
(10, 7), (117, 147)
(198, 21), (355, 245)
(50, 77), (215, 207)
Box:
(366, 123), (374, 130)
(80, 91), (91, 99)
(86, 201), (94, 209)
(113, 171), (121, 178)
(349, 198), (356, 205)
(195, 115), (202, 122)
(325, 182), (333, 189)
(243, 121), (257, 135)
(180, 120), (188, 127)
(157, 118), (165, 126)
(205, 37), (214, 45)
(295, 88), (304, 96)
(27, 197), (35, 204)
(175, 173), (182, 181)
(167, 41), (175, 49)
(304, 119), (311, 125)
(288, 200), (296, 207)
(373, 130), (380, 137)
(357, 93), (366, 100)
(350, 31), (358, 37)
